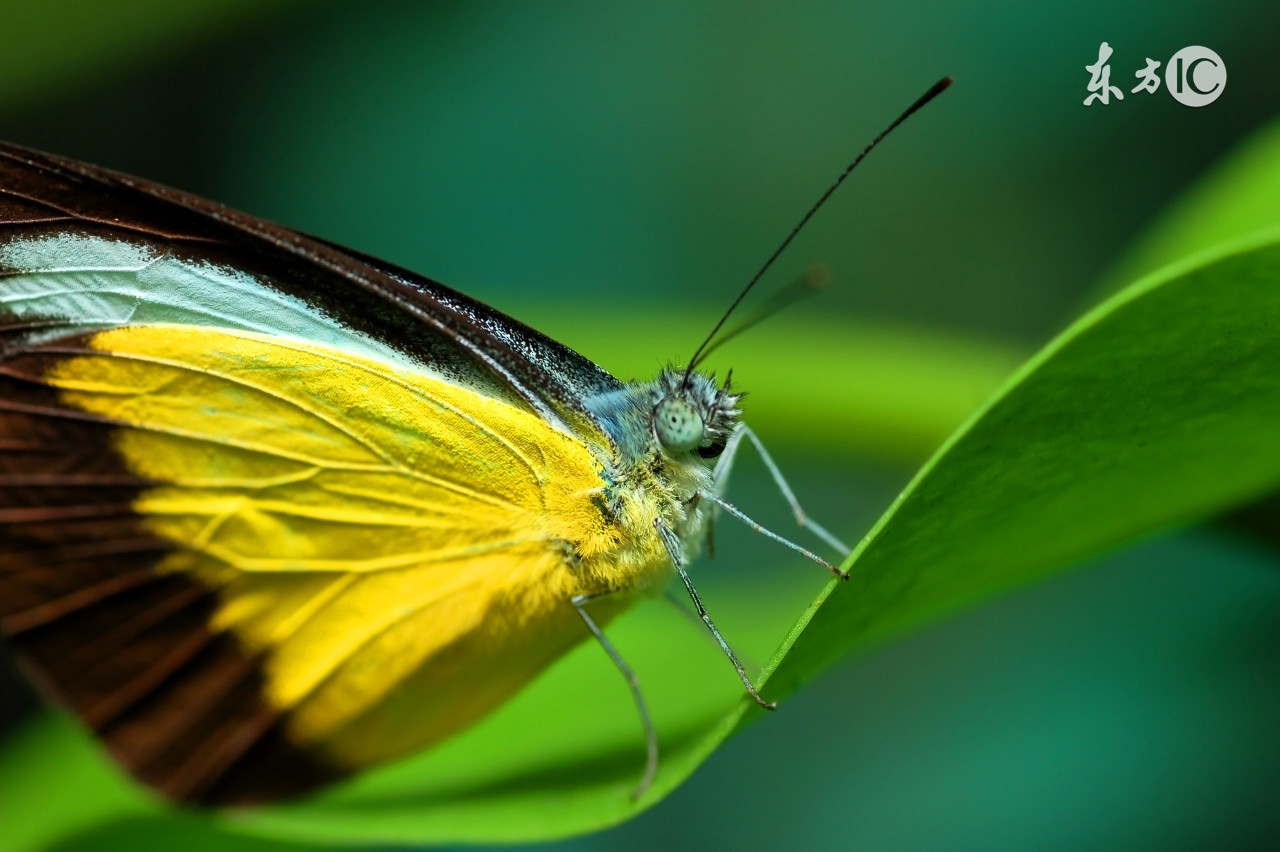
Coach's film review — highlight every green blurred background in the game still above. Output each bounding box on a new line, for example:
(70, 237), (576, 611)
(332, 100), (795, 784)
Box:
(1, 1), (1279, 849)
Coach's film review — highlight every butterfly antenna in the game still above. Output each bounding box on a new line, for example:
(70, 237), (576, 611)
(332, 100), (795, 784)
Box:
(681, 75), (953, 385)
(696, 263), (831, 363)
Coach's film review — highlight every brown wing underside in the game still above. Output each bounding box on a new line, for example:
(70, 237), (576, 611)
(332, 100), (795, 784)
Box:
(0, 340), (340, 805)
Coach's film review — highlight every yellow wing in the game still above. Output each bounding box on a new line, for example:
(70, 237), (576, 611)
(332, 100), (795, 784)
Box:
(27, 323), (649, 800)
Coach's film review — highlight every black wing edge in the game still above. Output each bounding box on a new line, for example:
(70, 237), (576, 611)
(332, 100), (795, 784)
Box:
(0, 139), (624, 445)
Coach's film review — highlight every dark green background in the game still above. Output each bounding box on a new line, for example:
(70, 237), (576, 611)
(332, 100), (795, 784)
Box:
(1, 2), (1278, 849)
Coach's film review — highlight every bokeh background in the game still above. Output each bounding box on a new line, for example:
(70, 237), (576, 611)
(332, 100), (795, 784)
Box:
(1, 1), (1279, 849)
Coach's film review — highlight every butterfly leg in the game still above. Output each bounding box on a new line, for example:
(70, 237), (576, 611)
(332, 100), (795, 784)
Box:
(654, 518), (777, 711)
(697, 491), (847, 580)
(662, 587), (762, 672)
(731, 424), (851, 557)
(571, 592), (658, 798)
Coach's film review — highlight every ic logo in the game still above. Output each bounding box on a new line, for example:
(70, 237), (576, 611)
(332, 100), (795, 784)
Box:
(1165, 46), (1226, 107)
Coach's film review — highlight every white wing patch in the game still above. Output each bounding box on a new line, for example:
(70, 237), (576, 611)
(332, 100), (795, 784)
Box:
(0, 233), (419, 372)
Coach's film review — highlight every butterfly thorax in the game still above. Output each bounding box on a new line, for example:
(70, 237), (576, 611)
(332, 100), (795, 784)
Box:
(576, 368), (742, 592)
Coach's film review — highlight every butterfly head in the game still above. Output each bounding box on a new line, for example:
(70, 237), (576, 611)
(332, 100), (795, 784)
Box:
(651, 369), (741, 461)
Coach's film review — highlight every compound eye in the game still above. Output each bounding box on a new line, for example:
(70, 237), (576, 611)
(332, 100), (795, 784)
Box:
(653, 397), (704, 453)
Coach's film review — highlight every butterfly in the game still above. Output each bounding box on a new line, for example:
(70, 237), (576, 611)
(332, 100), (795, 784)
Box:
(0, 78), (949, 806)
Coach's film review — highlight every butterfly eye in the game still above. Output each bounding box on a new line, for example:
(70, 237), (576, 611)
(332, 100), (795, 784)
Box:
(653, 397), (704, 453)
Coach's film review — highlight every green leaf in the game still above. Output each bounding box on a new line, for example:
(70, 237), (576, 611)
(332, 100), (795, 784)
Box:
(1094, 115), (1280, 299)
(766, 231), (1280, 701)
(1086, 113), (1280, 549)
(0, 715), (157, 852)
(0, 576), (851, 849)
